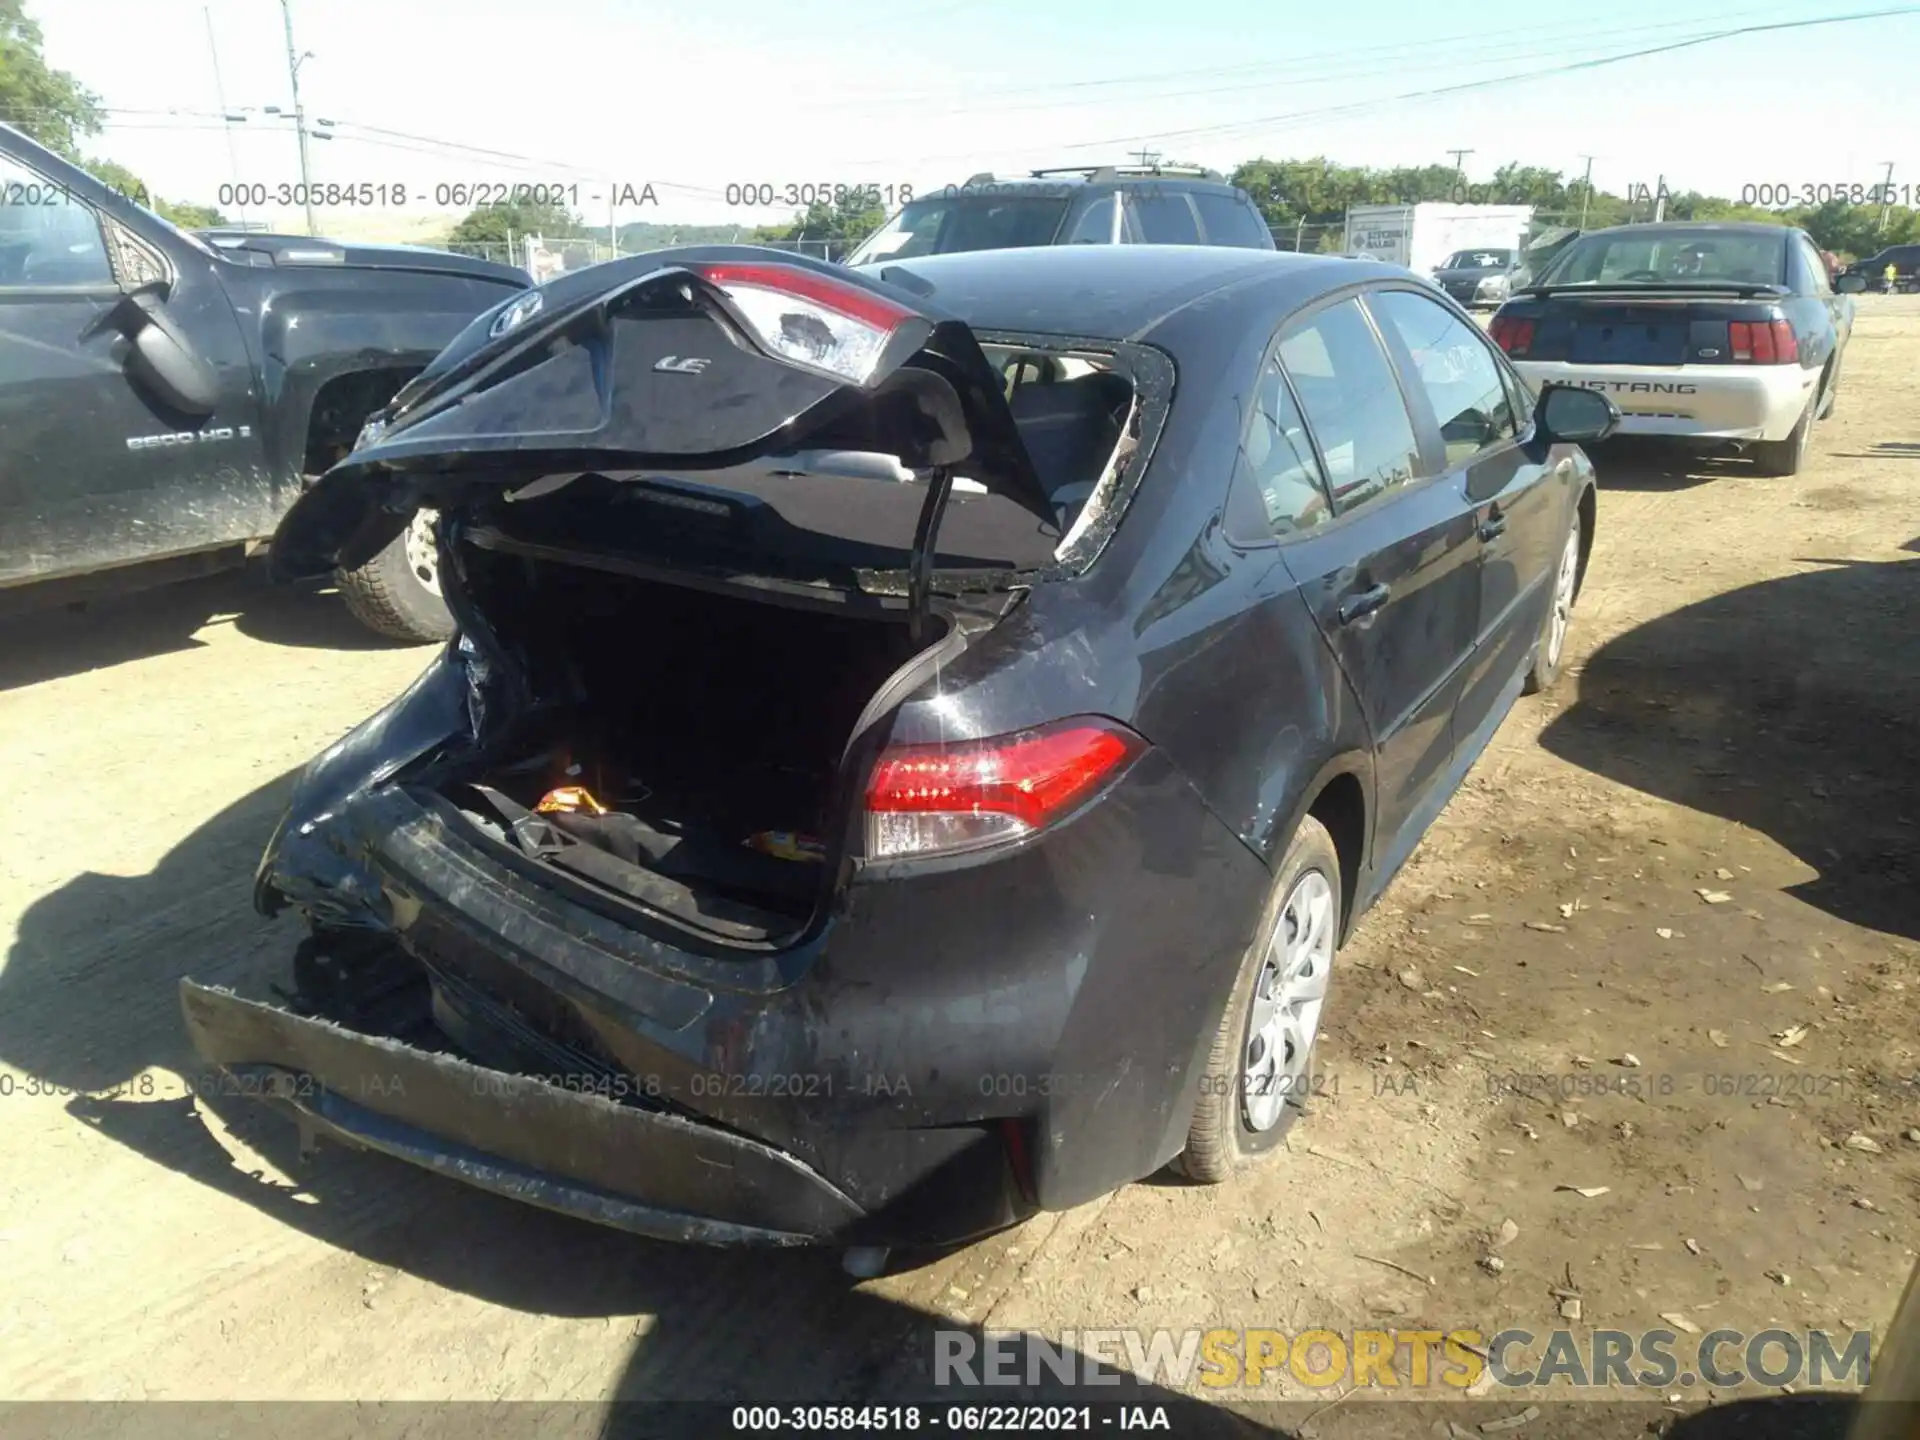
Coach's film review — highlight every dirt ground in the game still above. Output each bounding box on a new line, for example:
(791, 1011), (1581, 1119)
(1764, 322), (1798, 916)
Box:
(2, 299), (1917, 1440)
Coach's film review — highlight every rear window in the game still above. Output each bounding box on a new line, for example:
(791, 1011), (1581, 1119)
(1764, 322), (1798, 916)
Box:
(1192, 192), (1273, 248)
(1440, 249), (1512, 269)
(848, 195), (1070, 263)
(1537, 229), (1787, 287)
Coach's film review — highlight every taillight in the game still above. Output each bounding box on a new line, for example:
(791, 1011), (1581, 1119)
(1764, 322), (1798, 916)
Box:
(863, 718), (1145, 860)
(1489, 315), (1534, 356)
(1725, 319), (1797, 364)
(692, 261), (914, 385)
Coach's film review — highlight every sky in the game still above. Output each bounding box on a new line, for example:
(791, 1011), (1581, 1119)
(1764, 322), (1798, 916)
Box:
(28, 0), (1920, 235)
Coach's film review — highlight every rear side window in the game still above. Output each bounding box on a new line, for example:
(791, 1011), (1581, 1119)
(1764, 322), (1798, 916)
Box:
(1237, 355), (1333, 536)
(1367, 289), (1517, 466)
(1193, 192), (1272, 248)
(1129, 190), (1200, 244)
(1277, 298), (1420, 513)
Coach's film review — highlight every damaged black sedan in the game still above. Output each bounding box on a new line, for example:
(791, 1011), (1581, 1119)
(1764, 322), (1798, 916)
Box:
(182, 244), (1617, 1258)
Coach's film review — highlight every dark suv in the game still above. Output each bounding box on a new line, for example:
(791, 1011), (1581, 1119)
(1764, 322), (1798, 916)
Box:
(845, 165), (1274, 265)
(1838, 243), (1920, 291)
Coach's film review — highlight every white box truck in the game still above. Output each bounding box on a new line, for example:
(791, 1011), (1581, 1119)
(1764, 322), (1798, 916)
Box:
(1342, 203), (1536, 277)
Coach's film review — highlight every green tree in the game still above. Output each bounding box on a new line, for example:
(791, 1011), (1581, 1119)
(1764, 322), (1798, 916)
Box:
(448, 197), (589, 246)
(769, 191), (887, 249)
(0, 0), (100, 157)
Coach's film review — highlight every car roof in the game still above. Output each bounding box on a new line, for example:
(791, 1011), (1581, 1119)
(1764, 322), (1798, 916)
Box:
(933, 170), (1236, 194)
(864, 244), (1403, 341)
(1577, 221), (1796, 239)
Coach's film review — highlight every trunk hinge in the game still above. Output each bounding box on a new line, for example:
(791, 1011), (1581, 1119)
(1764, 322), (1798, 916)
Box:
(906, 465), (955, 644)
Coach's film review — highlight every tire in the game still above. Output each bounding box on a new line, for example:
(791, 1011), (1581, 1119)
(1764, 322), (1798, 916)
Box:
(1176, 815), (1342, 1184)
(335, 508), (455, 644)
(1523, 504), (1583, 696)
(1748, 389), (1815, 478)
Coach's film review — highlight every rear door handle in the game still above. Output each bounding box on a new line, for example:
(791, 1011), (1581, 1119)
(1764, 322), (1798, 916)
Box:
(1479, 509), (1508, 541)
(1338, 582), (1392, 625)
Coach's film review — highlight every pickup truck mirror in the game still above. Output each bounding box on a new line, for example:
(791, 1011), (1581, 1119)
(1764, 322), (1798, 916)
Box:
(1835, 273), (1868, 294)
(95, 292), (220, 417)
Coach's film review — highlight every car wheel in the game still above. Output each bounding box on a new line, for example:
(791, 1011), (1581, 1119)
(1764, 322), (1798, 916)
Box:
(1523, 507), (1583, 695)
(1817, 361), (1840, 420)
(335, 507), (456, 644)
(1749, 390), (1815, 478)
(1176, 815), (1341, 1184)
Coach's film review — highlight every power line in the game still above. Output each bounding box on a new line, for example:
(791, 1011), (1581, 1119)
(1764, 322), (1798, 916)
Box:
(845, 4), (1920, 166)
(807, 0), (1835, 109)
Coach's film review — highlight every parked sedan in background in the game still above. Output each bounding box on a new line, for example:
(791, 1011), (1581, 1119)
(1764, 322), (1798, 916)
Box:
(183, 245), (1616, 1262)
(1488, 221), (1854, 476)
(1431, 246), (1516, 309)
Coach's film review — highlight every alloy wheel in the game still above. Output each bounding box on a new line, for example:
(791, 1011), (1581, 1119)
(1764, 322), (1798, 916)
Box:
(1242, 868), (1335, 1132)
(403, 509), (443, 598)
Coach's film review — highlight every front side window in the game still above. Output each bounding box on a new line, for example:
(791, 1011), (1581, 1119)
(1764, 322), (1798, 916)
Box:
(1128, 191), (1200, 244)
(1193, 192), (1272, 248)
(0, 153), (112, 287)
(1064, 194), (1117, 244)
(1367, 288), (1517, 466)
(1276, 297), (1420, 514)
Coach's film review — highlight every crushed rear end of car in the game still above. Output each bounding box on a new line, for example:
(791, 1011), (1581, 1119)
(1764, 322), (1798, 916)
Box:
(183, 248), (1262, 1247)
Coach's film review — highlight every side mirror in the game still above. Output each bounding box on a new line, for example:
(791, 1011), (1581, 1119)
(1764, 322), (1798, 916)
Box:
(1836, 273), (1868, 294)
(1536, 383), (1619, 445)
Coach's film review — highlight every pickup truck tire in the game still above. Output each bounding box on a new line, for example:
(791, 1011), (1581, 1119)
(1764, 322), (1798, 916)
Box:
(1749, 389), (1815, 478)
(336, 509), (455, 644)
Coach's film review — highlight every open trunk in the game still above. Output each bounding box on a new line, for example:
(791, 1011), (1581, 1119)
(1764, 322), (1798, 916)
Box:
(268, 250), (1149, 942)
(436, 547), (951, 943)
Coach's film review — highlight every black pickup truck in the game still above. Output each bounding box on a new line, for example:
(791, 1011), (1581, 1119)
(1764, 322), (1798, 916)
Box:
(0, 123), (530, 641)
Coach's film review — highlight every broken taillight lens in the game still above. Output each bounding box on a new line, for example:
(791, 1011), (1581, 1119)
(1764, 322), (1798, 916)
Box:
(693, 261), (914, 386)
(863, 718), (1146, 861)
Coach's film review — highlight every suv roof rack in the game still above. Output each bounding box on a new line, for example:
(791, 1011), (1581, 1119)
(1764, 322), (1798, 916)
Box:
(1029, 164), (1226, 182)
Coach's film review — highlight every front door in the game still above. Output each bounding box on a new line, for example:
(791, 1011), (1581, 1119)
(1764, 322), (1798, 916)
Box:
(0, 145), (260, 589)
(1363, 285), (1562, 754)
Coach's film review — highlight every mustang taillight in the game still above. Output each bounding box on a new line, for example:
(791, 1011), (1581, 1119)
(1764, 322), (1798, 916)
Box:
(863, 718), (1145, 860)
(1489, 315), (1535, 356)
(692, 261), (913, 386)
(1726, 319), (1797, 364)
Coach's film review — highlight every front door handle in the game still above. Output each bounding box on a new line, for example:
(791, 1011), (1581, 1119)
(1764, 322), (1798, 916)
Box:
(1478, 509), (1508, 542)
(1338, 582), (1392, 625)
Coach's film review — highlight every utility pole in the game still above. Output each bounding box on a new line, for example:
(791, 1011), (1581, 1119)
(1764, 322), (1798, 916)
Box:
(1879, 161), (1897, 233)
(1447, 148), (1474, 197)
(1130, 147), (1160, 170)
(203, 8), (247, 226)
(1652, 174), (1667, 223)
(1576, 154), (1596, 229)
(278, 0), (318, 235)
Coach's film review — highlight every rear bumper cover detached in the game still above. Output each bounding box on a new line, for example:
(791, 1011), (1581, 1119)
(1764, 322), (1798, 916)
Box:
(179, 981), (862, 1245)
(198, 650), (1271, 1247)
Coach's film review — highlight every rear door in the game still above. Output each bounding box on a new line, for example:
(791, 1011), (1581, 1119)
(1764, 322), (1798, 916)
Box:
(1270, 291), (1482, 868)
(1364, 286), (1558, 753)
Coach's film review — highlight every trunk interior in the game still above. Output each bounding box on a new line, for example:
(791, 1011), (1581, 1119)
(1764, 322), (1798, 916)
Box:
(440, 550), (947, 942)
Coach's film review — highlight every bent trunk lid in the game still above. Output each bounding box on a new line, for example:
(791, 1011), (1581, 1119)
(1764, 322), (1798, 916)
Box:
(271, 248), (1060, 596)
